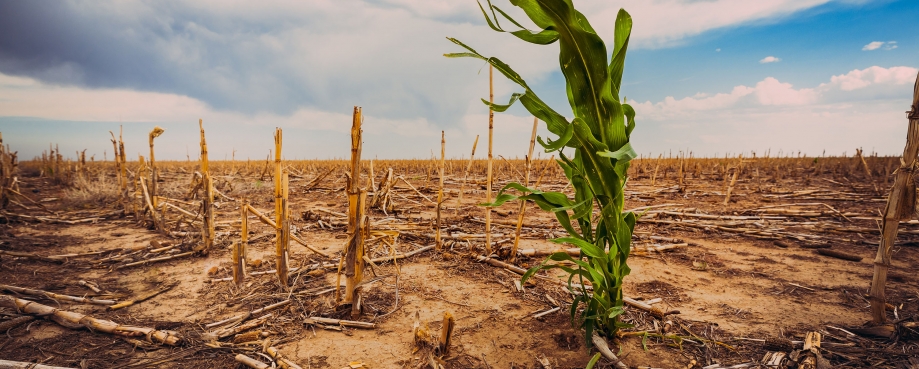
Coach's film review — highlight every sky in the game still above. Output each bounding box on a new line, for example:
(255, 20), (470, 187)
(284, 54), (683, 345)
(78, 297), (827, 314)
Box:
(0, 0), (917, 161)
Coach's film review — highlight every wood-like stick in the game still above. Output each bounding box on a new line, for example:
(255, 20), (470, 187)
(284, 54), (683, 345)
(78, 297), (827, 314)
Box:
(196, 119), (215, 254)
(266, 346), (304, 369)
(723, 156), (742, 205)
(235, 354), (269, 369)
(485, 64), (494, 255)
(246, 204), (277, 228)
(138, 177), (159, 230)
(343, 106), (365, 306)
(148, 126), (165, 233)
(510, 117), (538, 262)
(0, 284), (116, 305)
(0, 295), (181, 345)
(869, 71), (919, 323)
(235, 199), (248, 286)
(436, 131), (445, 251)
(439, 311), (455, 355)
(274, 128), (289, 287)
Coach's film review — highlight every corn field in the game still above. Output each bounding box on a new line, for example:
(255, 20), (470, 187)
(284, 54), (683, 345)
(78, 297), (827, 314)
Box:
(0, 1), (916, 365)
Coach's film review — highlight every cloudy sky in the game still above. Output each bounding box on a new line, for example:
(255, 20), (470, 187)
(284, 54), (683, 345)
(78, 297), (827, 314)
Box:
(0, 0), (917, 161)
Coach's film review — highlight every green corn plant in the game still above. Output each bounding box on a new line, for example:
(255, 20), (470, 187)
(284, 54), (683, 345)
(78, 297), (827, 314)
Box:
(446, 0), (637, 344)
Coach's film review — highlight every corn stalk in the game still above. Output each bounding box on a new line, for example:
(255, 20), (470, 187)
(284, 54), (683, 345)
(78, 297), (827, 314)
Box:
(108, 128), (129, 214)
(341, 106), (367, 312)
(148, 127), (165, 232)
(436, 131), (446, 251)
(0, 295), (181, 345)
(275, 128), (290, 287)
(447, 0), (638, 343)
(195, 119), (215, 254)
(0, 132), (16, 209)
(869, 71), (919, 323)
(235, 199), (249, 286)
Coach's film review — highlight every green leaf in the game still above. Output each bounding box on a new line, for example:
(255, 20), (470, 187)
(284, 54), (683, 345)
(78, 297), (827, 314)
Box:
(522, 0), (624, 149)
(476, 0), (503, 32)
(586, 353), (602, 369)
(570, 118), (618, 202)
(623, 103), (636, 137)
(537, 123), (573, 152)
(491, 5), (528, 30)
(552, 206), (584, 240)
(551, 237), (605, 260)
(521, 252), (590, 285)
(491, 6), (561, 45)
(443, 52), (485, 60)
(598, 142), (636, 162)
(508, 0), (555, 29)
(520, 257), (551, 285)
(482, 192), (519, 207)
(510, 29), (560, 45)
(616, 211), (636, 259)
(496, 181), (541, 195)
(481, 92), (522, 112)
(546, 251), (591, 270)
(548, 198), (589, 215)
(609, 9), (632, 95)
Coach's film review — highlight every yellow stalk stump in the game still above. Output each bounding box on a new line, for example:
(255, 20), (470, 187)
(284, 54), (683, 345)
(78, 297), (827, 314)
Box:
(234, 199), (249, 286)
(485, 64), (494, 256)
(148, 126), (165, 232)
(275, 128), (290, 288)
(436, 131), (445, 251)
(510, 117), (538, 262)
(196, 119), (216, 254)
(869, 71), (919, 323)
(342, 106), (367, 315)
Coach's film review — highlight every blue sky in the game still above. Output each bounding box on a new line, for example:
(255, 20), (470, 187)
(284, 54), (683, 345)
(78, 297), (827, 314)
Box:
(0, 0), (917, 160)
(623, 0), (917, 100)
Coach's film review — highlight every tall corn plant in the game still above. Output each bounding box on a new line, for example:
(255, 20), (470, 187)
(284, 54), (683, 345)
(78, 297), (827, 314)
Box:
(446, 0), (637, 343)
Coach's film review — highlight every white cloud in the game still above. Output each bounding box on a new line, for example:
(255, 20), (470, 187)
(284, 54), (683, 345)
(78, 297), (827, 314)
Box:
(863, 41), (897, 51)
(354, 0), (840, 50)
(0, 72), (532, 160)
(146, 0), (838, 51)
(635, 65), (916, 116)
(630, 65), (919, 156)
(863, 41), (884, 51)
(577, 0), (831, 49)
(825, 66), (917, 91)
(753, 77), (817, 105)
(760, 56), (781, 63)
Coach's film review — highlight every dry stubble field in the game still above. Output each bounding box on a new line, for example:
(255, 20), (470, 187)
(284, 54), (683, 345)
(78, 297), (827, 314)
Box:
(1, 155), (918, 368)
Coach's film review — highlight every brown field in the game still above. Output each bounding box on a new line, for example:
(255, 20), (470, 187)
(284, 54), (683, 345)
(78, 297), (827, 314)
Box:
(1, 152), (918, 368)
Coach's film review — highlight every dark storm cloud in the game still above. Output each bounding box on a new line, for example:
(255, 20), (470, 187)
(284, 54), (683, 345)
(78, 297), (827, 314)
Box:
(0, 1), (479, 122)
(0, 1), (311, 115)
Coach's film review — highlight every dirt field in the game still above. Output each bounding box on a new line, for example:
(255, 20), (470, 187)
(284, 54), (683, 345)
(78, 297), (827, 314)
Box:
(1, 155), (918, 368)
